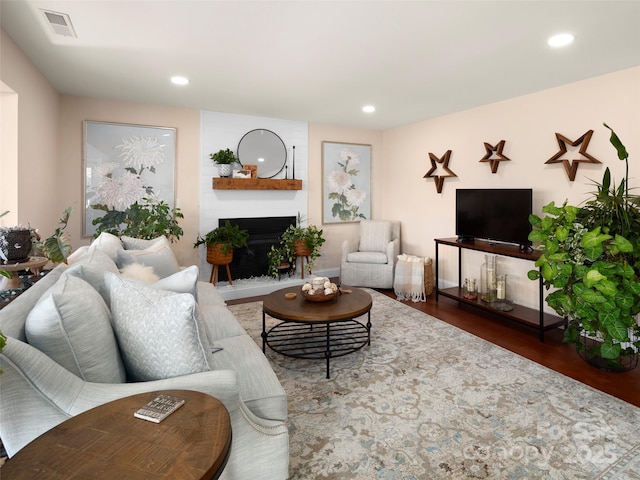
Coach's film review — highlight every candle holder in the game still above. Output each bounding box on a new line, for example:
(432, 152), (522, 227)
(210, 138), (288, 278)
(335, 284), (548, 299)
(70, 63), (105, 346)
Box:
(463, 278), (478, 300)
(480, 255), (497, 303)
(491, 274), (513, 311)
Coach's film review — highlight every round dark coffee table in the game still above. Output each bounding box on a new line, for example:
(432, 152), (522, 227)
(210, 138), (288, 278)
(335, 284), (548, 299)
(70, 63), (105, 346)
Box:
(2, 390), (232, 479)
(262, 286), (373, 378)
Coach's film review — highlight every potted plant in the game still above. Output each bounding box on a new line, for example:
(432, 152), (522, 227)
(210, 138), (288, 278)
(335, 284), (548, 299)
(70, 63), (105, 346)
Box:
(279, 214), (325, 277)
(1, 207), (73, 265)
(528, 123), (640, 371)
(267, 243), (294, 279)
(194, 221), (249, 284)
(93, 198), (184, 242)
(210, 148), (239, 178)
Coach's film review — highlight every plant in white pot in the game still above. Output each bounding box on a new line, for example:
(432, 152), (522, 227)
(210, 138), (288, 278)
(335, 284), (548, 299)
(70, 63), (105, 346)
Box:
(210, 148), (239, 178)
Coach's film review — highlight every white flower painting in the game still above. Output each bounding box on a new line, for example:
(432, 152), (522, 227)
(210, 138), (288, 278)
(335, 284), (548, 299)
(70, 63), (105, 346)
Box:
(83, 122), (176, 236)
(322, 142), (371, 223)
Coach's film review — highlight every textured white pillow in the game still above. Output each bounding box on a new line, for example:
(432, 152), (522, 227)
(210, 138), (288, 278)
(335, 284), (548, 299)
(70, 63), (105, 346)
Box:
(116, 241), (180, 279)
(25, 275), (126, 383)
(105, 272), (211, 382)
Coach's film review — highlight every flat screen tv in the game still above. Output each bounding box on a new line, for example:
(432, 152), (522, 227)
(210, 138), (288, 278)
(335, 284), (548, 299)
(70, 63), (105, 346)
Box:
(455, 188), (533, 250)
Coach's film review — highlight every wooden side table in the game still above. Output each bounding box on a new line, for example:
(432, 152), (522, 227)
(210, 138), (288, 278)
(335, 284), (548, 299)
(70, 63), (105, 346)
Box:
(2, 390), (232, 479)
(0, 256), (48, 290)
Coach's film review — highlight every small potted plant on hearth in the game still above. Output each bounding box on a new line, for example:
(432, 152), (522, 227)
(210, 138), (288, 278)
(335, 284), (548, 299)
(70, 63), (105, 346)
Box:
(194, 221), (249, 285)
(279, 214), (325, 278)
(267, 243), (295, 279)
(210, 148), (239, 178)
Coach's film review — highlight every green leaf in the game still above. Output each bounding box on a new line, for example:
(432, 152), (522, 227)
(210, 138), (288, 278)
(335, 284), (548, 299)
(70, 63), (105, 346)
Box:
(527, 269), (540, 281)
(583, 269), (607, 288)
(612, 234), (634, 253)
(528, 229), (548, 243)
(581, 288), (607, 304)
(555, 225), (569, 242)
(600, 341), (621, 360)
(603, 123), (629, 161)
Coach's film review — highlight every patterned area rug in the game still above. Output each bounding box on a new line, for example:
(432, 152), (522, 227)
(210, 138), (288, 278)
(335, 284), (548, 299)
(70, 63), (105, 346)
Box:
(228, 290), (640, 479)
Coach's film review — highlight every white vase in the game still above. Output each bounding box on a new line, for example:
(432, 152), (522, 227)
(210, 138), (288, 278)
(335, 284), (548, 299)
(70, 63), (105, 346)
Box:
(217, 164), (232, 177)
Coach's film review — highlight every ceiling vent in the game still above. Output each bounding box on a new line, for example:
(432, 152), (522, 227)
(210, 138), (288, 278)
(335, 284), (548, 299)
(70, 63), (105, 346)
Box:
(41, 9), (77, 38)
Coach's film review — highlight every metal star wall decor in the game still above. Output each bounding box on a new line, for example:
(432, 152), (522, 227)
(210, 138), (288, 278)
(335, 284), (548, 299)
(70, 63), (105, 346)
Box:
(480, 140), (510, 173)
(545, 130), (601, 181)
(424, 150), (457, 193)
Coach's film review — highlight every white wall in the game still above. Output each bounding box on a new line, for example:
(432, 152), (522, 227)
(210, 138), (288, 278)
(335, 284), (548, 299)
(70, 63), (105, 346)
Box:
(382, 67), (640, 310)
(199, 111), (308, 280)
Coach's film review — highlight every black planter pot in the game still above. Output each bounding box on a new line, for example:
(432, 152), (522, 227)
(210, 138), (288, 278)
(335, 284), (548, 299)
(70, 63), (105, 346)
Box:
(1, 229), (32, 262)
(577, 334), (639, 372)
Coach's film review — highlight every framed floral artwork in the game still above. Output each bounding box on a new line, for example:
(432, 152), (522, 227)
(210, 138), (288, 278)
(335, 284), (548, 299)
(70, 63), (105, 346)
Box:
(82, 121), (176, 236)
(322, 142), (371, 224)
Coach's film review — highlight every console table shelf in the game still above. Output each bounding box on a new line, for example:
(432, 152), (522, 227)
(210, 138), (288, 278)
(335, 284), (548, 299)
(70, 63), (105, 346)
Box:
(434, 237), (565, 341)
(212, 178), (302, 190)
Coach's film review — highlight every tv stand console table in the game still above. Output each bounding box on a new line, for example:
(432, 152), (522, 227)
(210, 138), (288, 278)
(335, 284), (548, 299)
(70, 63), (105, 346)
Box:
(434, 237), (565, 341)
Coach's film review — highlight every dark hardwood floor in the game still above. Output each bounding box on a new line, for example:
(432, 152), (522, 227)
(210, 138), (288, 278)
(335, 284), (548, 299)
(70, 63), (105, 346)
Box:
(229, 289), (640, 408)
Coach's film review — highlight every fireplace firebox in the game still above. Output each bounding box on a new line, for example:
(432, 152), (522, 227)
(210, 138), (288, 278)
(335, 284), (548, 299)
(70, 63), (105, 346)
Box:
(217, 216), (296, 281)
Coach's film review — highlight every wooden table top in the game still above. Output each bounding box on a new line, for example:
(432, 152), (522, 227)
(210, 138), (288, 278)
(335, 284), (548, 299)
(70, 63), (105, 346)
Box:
(0, 256), (48, 272)
(263, 285), (372, 323)
(2, 390), (232, 480)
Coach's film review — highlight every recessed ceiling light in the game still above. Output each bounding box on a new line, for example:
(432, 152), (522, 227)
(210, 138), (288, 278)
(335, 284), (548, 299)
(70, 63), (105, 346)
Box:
(548, 33), (574, 48)
(362, 105), (376, 113)
(171, 76), (190, 86)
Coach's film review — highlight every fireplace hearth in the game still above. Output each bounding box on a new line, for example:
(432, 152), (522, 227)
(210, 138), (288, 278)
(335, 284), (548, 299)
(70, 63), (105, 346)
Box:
(217, 216), (296, 281)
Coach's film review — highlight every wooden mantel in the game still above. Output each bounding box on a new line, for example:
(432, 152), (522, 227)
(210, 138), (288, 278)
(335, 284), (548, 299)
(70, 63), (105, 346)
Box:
(212, 178), (302, 190)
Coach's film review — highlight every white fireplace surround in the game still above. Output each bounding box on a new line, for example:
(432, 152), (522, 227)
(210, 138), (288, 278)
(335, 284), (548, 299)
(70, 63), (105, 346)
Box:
(199, 111), (324, 299)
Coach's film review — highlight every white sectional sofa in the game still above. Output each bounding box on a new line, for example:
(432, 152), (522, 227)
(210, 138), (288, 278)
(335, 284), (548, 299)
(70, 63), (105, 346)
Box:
(0, 233), (289, 479)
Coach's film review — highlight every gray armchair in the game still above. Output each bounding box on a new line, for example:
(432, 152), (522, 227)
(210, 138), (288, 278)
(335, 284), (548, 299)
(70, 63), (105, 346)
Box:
(340, 220), (400, 288)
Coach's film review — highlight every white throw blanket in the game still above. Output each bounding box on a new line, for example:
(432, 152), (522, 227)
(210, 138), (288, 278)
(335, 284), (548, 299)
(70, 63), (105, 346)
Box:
(393, 254), (426, 302)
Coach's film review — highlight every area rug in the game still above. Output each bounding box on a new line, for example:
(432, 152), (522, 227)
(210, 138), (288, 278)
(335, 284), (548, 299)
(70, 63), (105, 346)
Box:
(228, 290), (640, 479)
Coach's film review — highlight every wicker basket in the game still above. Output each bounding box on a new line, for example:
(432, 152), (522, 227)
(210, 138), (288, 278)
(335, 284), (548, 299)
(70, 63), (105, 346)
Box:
(424, 257), (434, 296)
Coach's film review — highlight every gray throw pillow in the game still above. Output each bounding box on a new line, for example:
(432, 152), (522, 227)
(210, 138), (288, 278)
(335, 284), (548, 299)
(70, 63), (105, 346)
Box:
(25, 275), (126, 383)
(105, 272), (212, 382)
(64, 249), (120, 304)
(116, 240), (180, 279)
(121, 235), (170, 250)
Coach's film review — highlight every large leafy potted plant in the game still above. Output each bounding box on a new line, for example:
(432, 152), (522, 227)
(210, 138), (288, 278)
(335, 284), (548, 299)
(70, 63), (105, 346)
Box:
(528, 124), (640, 371)
(194, 221), (249, 285)
(93, 198), (184, 242)
(210, 148), (238, 178)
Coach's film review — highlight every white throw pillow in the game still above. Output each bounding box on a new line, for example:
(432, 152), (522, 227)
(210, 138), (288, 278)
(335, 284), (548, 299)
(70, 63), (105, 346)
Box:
(25, 275), (126, 383)
(89, 232), (124, 262)
(114, 265), (199, 300)
(116, 240), (180, 279)
(105, 272), (211, 382)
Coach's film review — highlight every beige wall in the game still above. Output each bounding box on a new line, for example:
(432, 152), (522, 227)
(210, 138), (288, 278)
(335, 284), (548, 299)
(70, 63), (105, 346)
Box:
(307, 125), (383, 270)
(382, 66), (640, 308)
(59, 96), (201, 266)
(0, 29), (59, 232)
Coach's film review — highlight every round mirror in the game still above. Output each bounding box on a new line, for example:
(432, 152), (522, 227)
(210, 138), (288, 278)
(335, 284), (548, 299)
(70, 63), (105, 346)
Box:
(237, 129), (287, 179)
